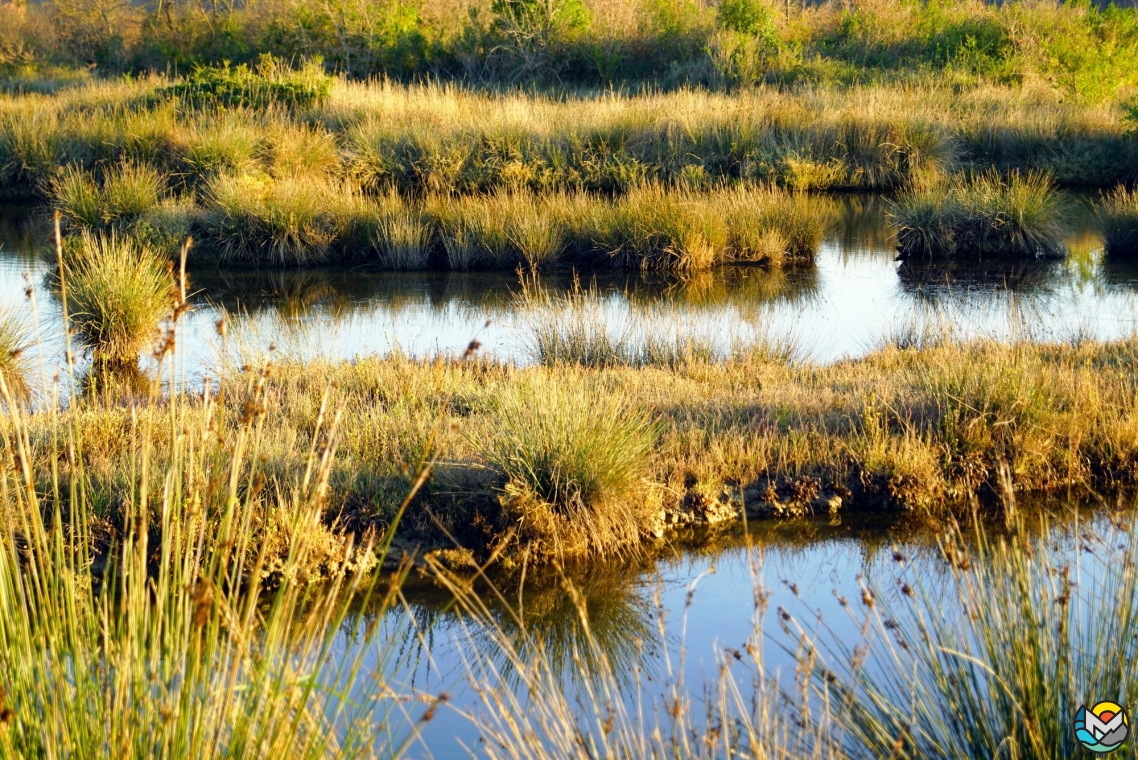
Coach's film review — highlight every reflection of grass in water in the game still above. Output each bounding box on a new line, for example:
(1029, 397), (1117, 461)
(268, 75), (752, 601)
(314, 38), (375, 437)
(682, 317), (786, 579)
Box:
(454, 507), (1138, 758)
(896, 256), (1066, 300)
(781, 513), (1138, 758)
(831, 192), (897, 255)
(420, 561), (655, 690)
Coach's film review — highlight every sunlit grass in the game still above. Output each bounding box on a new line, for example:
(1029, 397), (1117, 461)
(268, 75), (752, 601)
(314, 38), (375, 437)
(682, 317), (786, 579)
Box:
(478, 373), (660, 557)
(1099, 185), (1138, 258)
(891, 170), (1066, 259)
(64, 231), (173, 366)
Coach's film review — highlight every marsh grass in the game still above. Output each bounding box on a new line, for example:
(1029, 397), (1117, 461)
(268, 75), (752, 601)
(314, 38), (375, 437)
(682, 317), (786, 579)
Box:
(447, 511), (1138, 759)
(518, 279), (742, 368)
(374, 195), (431, 270)
(0, 305), (32, 403)
(4, 77), (1137, 207)
(64, 231), (173, 366)
(178, 114), (260, 181)
(520, 281), (634, 367)
(478, 374), (660, 557)
(561, 185), (827, 270)
(1098, 185), (1138, 258)
(585, 185), (725, 271)
(779, 516), (1138, 759)
(0, 243), (429, 757)
(435, 556), (834, 759)
(203, 173), (366, 265)
(892, 170), (1066, 259)
(52, 162), (167, 230)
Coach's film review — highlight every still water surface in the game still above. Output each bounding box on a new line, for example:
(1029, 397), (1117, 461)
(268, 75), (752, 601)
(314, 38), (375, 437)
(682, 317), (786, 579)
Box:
(0, 197), (1133, 755)
(1, 195), (1136, 381)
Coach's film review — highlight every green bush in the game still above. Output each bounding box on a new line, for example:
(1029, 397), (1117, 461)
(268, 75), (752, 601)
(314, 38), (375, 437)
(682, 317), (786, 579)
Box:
(160, 56), (332, 111)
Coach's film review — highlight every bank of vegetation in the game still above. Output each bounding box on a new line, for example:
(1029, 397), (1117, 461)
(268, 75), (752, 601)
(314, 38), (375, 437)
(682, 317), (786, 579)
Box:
(9, 275), (1138, 562)
(890, 169), (1069, 259)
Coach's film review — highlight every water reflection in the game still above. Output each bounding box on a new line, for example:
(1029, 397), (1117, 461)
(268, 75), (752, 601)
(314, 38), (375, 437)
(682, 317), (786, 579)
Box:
(396, 561), (656, 690)
(345, 504), (1124, 756)
(896, 256), (1066, 298)
(0, 192), (1136, 373)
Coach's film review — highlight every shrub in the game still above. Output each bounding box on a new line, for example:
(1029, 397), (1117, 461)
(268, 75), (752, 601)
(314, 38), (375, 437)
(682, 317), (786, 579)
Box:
(160, 56), (332, 111)
(891, 170), (1066, 259)
(1098, 185), (1138, 258)
(64, 232), (173, 366)
(479, 375), (660, 557)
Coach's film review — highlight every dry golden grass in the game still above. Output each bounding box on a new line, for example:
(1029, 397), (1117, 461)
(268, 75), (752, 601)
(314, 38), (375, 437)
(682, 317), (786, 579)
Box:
(19, 335), (1138, 560)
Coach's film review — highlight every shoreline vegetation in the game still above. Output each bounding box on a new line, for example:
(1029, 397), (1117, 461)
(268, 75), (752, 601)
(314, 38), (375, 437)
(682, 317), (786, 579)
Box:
(0, 0), (1135, 267)
(11, 312), (1138, 565)
(0, 71), (1128, 265)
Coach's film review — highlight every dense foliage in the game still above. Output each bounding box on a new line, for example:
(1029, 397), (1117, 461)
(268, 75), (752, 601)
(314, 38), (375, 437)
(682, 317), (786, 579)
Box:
(0, 0), (1137, 98)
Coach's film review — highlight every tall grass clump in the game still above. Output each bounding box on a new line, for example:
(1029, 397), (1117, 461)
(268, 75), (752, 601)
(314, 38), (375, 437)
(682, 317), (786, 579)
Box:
(51, 162), (167, 230)
(892, 170), (1066, 259)
(1098, 185), (1138, 258)
(518, 279), (732, 369)
(64, 232), (173, 366)
(0, 305), (33, 403)
(784, 517), (1138, 759)
(373, 193), (431, 270)
(178, 115), (260, 180)
(479, 375), (660, 557)
(428, 191), (565, 270)
(203, 173), (362, 265)
(519, 280), (633, 368)
(723, 186), (830, 264)
(576, 185), (726, 271)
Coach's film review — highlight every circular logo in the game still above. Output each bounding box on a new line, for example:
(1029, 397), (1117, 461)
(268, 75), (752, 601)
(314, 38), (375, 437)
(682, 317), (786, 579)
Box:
(1075, 701), (1129, 753)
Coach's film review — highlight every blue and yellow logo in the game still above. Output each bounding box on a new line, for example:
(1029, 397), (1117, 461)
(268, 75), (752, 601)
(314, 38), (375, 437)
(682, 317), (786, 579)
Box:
(1075, 701), (1129, 753)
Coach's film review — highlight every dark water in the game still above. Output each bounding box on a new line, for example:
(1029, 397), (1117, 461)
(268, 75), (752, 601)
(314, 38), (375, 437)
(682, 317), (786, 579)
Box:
(1, 197), (1135, 755)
